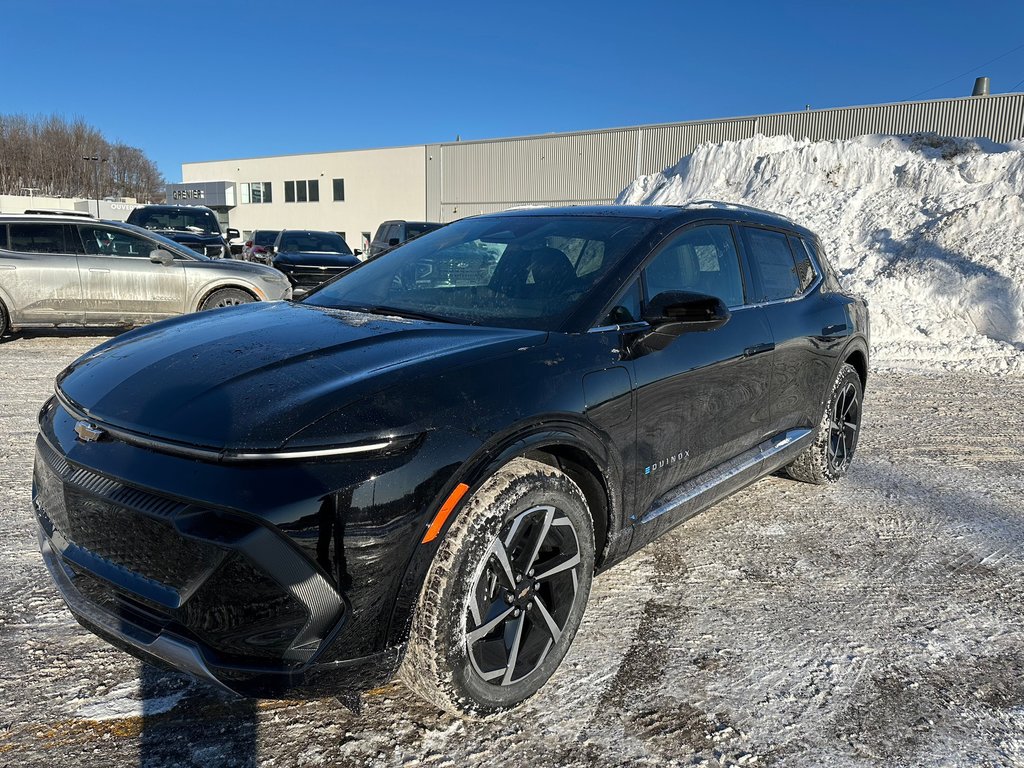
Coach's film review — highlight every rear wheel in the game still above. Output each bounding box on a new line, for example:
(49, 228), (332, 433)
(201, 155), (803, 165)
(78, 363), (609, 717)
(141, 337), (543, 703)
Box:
(0, 299), (9, 340)
(200, 288), (254, 311)
(401, 457), (595, 718)
(784, 362), (863, 484)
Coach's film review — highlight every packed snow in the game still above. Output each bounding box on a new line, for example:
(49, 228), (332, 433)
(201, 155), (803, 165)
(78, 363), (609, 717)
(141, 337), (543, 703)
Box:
(617, 133), (1024, 375)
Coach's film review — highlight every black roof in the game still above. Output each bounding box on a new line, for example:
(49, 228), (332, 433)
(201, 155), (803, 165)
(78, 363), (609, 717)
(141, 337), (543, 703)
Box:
(483, 202), (815, 239)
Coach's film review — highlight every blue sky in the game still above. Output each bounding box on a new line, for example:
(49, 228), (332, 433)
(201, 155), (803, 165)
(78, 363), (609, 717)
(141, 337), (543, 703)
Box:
(3, 0), (1023, 181)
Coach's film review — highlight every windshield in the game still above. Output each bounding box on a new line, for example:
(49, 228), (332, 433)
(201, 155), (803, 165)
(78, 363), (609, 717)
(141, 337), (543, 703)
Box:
(120, 222), (209, 260)
(304, 215), (653, 330)
(279, 231), (351, 254)
(254, 230), (279, 246)
(406, 222), (441, 238)
(130, 208), (221, 235)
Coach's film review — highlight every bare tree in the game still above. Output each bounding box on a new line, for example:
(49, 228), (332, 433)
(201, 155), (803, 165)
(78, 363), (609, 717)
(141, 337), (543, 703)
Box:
(0, 113), (164, 201)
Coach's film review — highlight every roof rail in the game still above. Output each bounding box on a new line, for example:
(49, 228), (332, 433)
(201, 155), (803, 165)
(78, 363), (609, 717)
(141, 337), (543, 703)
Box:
(682, 199), (796, 223)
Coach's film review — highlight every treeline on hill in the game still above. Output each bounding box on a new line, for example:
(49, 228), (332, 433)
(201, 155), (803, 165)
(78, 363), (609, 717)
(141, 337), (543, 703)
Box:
(0, 114), (164, 201)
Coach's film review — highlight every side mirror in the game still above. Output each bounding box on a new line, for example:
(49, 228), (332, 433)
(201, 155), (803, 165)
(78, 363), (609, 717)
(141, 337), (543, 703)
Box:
(226, 228), (241, 240)
(635, 291), (731, 352)
(388, 237), (400, 247)
(149, 248), (175, 266)
(244, 240), (253, 248)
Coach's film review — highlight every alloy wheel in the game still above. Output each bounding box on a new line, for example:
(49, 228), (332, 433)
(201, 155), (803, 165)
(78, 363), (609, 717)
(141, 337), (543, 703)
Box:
(828, 381), (860, 472)
(465, 505), (582, 687)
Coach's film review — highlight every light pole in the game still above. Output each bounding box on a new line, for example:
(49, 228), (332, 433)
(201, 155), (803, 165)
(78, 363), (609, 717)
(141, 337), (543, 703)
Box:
(82, 155), (107, 218)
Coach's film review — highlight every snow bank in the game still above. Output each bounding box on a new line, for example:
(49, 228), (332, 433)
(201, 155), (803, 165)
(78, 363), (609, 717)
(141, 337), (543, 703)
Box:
(617, 134), (1024, 374)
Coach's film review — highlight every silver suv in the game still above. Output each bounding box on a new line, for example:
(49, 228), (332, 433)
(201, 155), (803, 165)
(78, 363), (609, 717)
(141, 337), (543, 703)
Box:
(0, 215), (291, 337)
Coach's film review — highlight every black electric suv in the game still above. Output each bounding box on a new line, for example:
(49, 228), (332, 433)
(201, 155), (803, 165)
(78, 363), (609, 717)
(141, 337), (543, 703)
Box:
(35, 203), (869, 716)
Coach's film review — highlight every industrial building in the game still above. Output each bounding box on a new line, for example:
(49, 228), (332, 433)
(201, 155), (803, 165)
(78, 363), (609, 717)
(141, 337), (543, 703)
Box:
(173, 91), (1024, 252)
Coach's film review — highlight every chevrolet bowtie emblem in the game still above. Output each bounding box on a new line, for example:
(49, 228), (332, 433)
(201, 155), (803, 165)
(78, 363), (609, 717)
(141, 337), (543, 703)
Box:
(74, 421), (105, 443)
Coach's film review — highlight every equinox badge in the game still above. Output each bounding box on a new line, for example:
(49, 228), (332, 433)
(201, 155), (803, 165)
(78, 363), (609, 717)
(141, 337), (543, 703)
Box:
(74, 421), (105, 443)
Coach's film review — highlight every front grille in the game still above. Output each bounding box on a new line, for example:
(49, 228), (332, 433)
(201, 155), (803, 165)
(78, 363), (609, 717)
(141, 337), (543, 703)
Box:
(34, 443), (223, 592)
(278, 265), (347, 287)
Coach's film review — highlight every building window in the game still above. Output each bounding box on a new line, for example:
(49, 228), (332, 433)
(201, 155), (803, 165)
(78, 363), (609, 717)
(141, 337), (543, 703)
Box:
(284, 179), (320, 203)
(333, 178), (345, 201)
(240, 181), (272, 204)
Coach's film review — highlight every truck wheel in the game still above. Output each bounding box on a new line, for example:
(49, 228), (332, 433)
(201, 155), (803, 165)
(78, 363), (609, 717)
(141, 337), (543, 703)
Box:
(0, 299), (9, 340)
(784, 363), (863, 484)
(401, 457), (595, 718)
(200, 288), (254, 311)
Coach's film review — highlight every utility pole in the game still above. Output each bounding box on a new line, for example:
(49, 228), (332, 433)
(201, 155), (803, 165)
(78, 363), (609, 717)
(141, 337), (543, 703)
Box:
(82, 155), (107, 217)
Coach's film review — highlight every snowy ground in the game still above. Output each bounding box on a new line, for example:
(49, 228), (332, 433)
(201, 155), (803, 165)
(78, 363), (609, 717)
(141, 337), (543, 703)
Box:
(2, 332), (1024, 767)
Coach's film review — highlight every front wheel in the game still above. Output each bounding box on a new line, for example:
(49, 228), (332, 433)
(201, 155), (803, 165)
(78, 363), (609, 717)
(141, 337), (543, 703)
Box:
(784, 362), (864, 484)
(401, 457), (595, 718)
(199, 288), (255, 311)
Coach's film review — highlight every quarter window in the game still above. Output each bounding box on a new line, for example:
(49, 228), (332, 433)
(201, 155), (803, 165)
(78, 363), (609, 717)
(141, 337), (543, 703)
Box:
(8, 223), (70, 254)
(643, 224), (744, 308)
(787, 235), (817, 292)
(741, 227), (803, 301)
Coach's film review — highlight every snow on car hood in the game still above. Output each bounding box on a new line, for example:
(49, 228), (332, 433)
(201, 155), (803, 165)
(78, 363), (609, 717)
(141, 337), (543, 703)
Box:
(56, 302), (545, 450)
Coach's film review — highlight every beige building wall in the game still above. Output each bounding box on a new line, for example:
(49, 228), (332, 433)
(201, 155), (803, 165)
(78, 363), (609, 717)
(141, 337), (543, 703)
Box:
(181, 145), (428, 251)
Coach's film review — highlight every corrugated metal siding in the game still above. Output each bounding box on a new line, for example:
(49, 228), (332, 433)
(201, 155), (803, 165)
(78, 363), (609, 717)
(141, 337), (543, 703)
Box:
(638, 118), (757, 175)
(441, 129), (638, 205)
(436, 94), (1024, 222)
(425, 144), (442, 222)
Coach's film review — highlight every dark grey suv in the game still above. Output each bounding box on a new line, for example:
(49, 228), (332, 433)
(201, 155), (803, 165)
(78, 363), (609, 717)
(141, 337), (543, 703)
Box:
(0, 215), (291, 337)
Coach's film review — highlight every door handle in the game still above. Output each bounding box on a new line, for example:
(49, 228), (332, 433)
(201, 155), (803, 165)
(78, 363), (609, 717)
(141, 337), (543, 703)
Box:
(743, 342), (775, 357)
(821, 323), (847, 336)
(89, 268), (110, 274)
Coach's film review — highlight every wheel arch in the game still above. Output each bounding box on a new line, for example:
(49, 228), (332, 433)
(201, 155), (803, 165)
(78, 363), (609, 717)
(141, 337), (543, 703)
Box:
(844, 346), (868, 389)
(385, 421), (621, 651)
(193, 282), (261, 312)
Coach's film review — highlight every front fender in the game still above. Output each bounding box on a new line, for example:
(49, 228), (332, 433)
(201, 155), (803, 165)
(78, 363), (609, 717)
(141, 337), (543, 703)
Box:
(384, 415), (624, 652)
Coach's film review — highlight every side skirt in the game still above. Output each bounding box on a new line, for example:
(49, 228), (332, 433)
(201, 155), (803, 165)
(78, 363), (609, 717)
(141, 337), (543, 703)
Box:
(630, 428), (812, 548)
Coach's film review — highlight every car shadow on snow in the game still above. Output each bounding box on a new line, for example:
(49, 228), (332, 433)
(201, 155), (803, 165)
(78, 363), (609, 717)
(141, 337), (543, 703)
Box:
(138, 663), (258, 768)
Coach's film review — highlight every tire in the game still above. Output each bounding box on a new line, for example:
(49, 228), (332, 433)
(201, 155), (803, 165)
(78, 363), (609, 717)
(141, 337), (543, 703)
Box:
(0, 299), (8, 340)
(401, 457), (595, 718)
(199, 288), (255, 312)
(784, 362), (864, 484)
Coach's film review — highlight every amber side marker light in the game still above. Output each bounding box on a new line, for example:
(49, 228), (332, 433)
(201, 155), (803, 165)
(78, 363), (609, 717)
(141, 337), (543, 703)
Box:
(422, 482), (470, 543)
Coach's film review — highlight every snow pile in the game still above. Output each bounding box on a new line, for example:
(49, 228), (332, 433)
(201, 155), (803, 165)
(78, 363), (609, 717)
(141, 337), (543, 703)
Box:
(617, 134), (1024, 374)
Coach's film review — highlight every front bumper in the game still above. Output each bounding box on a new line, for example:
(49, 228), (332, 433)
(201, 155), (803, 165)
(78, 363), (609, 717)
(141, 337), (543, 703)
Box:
(30, 402), (432, 696)
(41, 533), (401, 696)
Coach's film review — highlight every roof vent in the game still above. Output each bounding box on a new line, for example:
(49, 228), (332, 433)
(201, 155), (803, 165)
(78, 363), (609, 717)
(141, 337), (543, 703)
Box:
(972, 76), (990, 97)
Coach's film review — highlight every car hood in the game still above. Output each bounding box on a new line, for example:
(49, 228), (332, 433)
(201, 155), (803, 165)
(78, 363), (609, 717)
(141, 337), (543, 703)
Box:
(273, 251), (359, 267)
(56, 302), (545, 451)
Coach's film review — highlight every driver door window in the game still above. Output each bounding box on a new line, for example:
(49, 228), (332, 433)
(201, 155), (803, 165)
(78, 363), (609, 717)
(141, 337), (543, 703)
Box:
(643, 224), (745, 307)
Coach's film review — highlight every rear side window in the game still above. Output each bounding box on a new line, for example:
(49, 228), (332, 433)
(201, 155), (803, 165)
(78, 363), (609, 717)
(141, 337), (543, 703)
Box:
(8, 223), (69, 254)
(741, 227), (802, 301)
(0, 224), (7, 249)
(644, 224), (745, 308)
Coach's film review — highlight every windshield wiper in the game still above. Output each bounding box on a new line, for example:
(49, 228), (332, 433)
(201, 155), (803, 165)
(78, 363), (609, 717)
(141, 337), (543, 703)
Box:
(325, 304), (455, 324)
